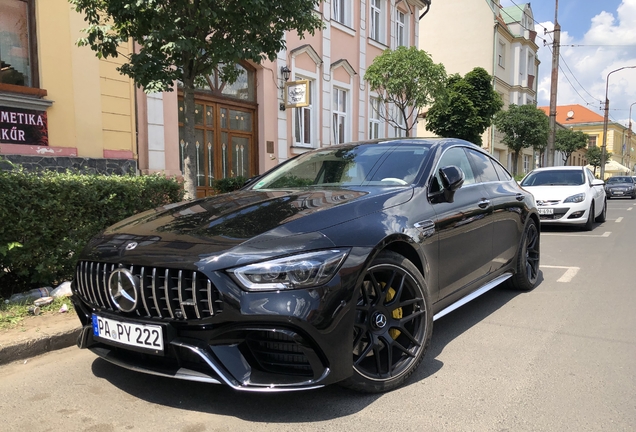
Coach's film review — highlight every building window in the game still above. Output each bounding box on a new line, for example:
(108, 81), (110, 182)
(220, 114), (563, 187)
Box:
(0, 0), (37, 88)
(333, 0), (350, 26)
(588, 135), (597, 148)
(395, 10), (407, 47)
(498, 41), (506, 68)
(369, 97), (381, 139)
(294, 79), (314, 147)
(523, 154), (531, 173)
(370, 0), (384, 43)
(394, 108), (406, 137)
(333, 88), (348, 145)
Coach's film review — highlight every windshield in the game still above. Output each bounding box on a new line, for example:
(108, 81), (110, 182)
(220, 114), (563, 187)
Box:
(251, 143), (431, 189)
(521, 170), (585, 186)
(607, 176), (633, 184)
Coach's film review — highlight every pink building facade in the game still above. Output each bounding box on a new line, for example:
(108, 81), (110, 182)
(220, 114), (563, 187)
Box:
(136, 1), (428, 198)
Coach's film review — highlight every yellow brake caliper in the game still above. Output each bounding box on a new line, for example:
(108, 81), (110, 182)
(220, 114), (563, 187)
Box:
(383, 282), (402, 339)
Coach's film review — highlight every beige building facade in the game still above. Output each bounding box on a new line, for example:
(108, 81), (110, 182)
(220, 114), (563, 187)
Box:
(0, 0), (137, 173)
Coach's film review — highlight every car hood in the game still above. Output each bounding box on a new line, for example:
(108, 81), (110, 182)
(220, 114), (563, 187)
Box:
(95, 187), (412, 248)
(521, 185), (587, 202)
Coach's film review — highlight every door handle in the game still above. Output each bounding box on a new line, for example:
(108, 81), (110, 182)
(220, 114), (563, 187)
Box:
(516, 193), (525, 201)
(478, 199), (491, 209)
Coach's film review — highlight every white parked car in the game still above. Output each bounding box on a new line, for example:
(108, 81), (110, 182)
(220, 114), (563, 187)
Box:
(520, 166), (606, 230)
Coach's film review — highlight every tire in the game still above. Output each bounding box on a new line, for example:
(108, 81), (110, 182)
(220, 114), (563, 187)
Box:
(595, 199), (607, 223)
(339, 250), (432, 393)
(506, 219), (540, 291)
(583, 203), (594, 231)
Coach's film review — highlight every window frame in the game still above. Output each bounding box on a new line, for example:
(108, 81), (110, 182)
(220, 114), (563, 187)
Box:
(0, 0), (39, 92)
(333, 0), (351, 27)
(369, 96), (382, 140)
(395, 9), (407, 47)
(369, 0), (385, 43)
(293, 74), (316, 148)
(498, 40), (506, 69)
(332, 87), (349, 145)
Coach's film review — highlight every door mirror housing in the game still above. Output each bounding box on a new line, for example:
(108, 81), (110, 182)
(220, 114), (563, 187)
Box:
(591, 179), (605, 187)
(439, 165), (465, 203)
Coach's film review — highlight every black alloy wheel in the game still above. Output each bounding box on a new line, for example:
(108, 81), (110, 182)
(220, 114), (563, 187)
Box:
(506, 219), (540, 291)
(340, 251), (432, 393)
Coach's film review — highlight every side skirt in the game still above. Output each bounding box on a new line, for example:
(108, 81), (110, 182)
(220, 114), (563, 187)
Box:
(433, 272), (513, 321)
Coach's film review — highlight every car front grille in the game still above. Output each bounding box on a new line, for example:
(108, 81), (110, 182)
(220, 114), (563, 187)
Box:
(75, 261), (222, 320)
(245, 331), (313, 377)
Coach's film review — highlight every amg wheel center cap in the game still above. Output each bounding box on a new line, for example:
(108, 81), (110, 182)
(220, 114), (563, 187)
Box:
(108, 268), (139, 313)
(372, 312), (388, 329)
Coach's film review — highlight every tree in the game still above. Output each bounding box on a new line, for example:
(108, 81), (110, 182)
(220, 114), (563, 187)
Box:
(364, 47), (447, 137)
(70, 0), (323, 199)
(425, 67), (502, 146)
(555, 128), (589, 165)
(493, 104), (549, 176)
(586, 146), (613, 176)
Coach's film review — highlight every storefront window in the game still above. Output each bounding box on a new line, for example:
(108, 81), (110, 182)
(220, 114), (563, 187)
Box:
(0, 0), (34, 87)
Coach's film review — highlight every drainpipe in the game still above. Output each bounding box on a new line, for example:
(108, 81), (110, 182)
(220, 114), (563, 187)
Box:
(419, 1), (432, 20)
(490, 21), (499, 156)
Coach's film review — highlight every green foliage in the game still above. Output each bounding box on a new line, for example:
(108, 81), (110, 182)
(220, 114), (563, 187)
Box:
(69, 0), (323, 199)
(365, 47), (447, 137)
(493, 104), (549, 175)
(586, 146), (613, 175)
(426, 67), (503, 146)
(555, 129), (589, 165)
(0, 169), (184, 297)
(211, 176), (247, 194)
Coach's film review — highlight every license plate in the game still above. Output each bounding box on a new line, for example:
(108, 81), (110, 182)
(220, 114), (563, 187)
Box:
(615, 191), (623, 195)
(92, 315), (164, 353)
(538, 208), (553, 215)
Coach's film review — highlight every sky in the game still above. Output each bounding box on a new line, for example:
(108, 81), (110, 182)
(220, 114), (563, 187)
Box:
(500, 0), (636, 126)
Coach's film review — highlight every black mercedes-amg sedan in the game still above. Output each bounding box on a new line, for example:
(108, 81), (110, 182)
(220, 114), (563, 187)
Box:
(72, 138), (540, 393)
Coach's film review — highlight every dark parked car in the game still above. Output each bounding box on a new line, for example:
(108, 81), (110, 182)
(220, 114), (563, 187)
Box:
(605, 176), (636, 199)
(72, 138), (540, 393)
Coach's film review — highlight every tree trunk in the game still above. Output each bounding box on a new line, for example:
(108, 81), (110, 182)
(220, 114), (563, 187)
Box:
(181, 76), (198, 200)
(512, 151), (520, 176)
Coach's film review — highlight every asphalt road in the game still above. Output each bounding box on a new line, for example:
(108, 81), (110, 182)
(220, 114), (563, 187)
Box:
(1, 200), (635, 432)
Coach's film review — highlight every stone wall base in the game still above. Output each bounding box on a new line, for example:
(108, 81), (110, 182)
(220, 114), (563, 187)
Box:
(0, 155), (137, 175)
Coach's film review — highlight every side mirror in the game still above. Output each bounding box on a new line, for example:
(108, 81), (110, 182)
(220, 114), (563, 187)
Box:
(439, 165), (465, 203)
(592, 179), (605, 187)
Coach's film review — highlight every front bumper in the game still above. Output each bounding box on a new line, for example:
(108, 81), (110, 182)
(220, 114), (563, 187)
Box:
(606, 188), (635, 198)
(536, 200), (591, 225)
(71, 251), (368, 391)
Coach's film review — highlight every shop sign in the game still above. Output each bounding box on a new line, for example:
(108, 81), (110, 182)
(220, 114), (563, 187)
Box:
(0, 106), (49, 146)
(284, 80), (310, 109)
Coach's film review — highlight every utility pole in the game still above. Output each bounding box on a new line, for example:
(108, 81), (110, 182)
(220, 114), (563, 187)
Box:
(546, 0), (560, 167)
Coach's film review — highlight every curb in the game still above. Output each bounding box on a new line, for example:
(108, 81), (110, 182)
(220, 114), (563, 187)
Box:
(0, 317), (82, 366)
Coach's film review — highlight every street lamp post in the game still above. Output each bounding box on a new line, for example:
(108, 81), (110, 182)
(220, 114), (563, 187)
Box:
(601, 66), (636, 179)
(629, 102), (636, 173)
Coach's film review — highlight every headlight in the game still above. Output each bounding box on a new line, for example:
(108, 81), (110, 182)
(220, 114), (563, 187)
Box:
(564, 193), (586, 203)
(229, 249), (349, 291)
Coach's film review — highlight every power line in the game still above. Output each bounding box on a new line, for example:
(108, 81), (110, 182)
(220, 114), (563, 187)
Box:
(558, 53), (603, 103)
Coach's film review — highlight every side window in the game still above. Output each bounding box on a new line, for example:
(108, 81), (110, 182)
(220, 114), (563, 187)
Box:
(492, 159), (513, 181)
(433, 147), (476, 191)
(585, 168), (595, 184)
(466, 149), (500, 183)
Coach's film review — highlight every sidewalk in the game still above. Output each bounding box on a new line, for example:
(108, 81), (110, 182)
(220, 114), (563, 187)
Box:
(0, 310), (81, 365)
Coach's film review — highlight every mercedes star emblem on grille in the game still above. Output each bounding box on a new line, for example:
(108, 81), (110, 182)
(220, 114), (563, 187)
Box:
(125, 242), (138, 250)
(108, 268), (139, 313)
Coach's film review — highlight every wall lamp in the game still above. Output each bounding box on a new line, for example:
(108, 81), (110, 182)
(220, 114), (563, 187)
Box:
(280, 66), (291, 111)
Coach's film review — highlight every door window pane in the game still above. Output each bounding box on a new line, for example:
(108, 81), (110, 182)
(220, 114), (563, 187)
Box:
(195, 129), (205, 186)
(229, 109), (252, 132)
(466, 149), (500, 183)
(207, 130), (215, 185)
(232, 136), (250, 178)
